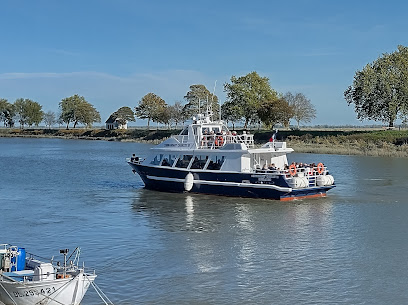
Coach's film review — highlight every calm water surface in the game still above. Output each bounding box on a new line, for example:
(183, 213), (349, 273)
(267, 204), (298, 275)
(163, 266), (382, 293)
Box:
(1, 137), (408, 304)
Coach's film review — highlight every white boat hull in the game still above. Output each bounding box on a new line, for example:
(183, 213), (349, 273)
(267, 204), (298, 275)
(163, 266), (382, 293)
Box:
(0, 272), (96, 305)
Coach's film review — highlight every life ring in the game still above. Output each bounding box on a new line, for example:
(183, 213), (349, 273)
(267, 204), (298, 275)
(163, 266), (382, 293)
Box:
(317, 162), (324, 174)
(289, 164), (297, 176)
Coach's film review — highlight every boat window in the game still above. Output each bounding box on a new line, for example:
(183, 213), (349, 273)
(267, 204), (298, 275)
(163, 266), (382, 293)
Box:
(180, 127), (188, 135)
(206, 155), (225, 170)
(150, 154), (163, 165)
(190, 155), (209, 169)
(161, 154), (177, 167)
(175, 155), (193, 168)
(212, 127), (220, 134)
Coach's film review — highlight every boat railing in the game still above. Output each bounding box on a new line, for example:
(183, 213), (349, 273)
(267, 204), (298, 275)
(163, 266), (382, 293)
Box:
(255, 165), (332, 188)
(198, 134), (254, 149)
(127, 157), (143, 164)
(172, 134), (189, 144)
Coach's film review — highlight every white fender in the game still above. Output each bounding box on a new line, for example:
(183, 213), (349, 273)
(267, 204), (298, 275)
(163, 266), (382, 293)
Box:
(325, 175), (334, 185)
(316, 175), (326, 186)
(288, 176), (308, 189)
(184, 172), (194, 191)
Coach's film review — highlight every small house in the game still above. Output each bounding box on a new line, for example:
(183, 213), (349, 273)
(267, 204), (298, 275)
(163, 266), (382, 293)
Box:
(105, 115), (128, 130)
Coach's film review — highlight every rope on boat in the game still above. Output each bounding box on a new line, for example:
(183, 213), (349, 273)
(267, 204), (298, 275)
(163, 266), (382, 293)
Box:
(33, 275), (76, 305)
(85, 273), (114, 305)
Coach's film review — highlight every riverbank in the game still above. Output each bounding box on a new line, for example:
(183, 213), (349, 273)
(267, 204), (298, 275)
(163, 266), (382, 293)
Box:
(1, 128), (408, 157)
(0, 128), (175, 143)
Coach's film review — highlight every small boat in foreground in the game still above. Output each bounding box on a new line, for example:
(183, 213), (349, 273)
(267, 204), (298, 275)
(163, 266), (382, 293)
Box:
(127, 111), (335, 201)
(0, 244), (96, 305)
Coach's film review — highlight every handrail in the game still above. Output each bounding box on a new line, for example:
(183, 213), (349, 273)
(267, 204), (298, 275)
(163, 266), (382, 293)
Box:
(254, 166), (331, 188)
(198, 134), (254, 149)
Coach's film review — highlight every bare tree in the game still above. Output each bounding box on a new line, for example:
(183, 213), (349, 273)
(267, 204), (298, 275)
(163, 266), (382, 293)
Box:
(43, 111), (56, 129)
(284, 92), (316, 129)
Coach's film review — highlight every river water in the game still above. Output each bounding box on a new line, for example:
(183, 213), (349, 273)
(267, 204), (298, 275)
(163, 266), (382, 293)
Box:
(1, 137), (408, 304)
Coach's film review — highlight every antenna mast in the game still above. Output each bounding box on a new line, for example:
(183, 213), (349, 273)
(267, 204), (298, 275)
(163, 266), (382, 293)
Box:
(211, 81), (219, 121)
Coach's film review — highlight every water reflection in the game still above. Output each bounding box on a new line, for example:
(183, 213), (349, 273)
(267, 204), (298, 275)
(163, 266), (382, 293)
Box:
(185, 195), (195, 227)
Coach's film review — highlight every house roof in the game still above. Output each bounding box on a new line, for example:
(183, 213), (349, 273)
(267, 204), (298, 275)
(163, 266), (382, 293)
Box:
(105, 115), (116, 124)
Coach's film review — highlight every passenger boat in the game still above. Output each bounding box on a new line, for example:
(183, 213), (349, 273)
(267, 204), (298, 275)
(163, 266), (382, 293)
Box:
(127, 111), (335, 201)
(0, 244), (96, 305)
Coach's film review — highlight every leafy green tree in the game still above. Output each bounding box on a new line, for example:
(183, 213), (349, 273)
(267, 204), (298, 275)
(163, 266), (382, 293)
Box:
(183, 84), (219, 119)
(112, 106), (135, 125)
(59, 94), (101, 128)
(158, 105), (172, 129)
(26, 100), (44, 127)
(14, 98), (28, 128)
(0, 98), (15, 127)
(14, 98), (43, 128)
(77, 102), (101, 128)
(224, 71), (278, 128)
(221, 100), (243, 129)
(43, 111), (57, 129)
(135, 93), (166, 129)
(284, 92), (316, 128)
(345, 45), (408, 127)
(257, 98), (294, 129)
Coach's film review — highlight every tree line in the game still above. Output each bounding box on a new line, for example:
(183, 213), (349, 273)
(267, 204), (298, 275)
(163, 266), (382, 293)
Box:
(127, 72), (316, 130)
(0, 94), (101, 129)
(4, 43), (406, 131)
(0, 71), (317, 130)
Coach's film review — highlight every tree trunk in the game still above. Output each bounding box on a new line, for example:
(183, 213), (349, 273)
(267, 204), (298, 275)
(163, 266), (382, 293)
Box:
(244, 119), (248, 129)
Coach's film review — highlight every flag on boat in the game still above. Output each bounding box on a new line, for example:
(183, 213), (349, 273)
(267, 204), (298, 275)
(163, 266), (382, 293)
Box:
(269, 130), (278, 142)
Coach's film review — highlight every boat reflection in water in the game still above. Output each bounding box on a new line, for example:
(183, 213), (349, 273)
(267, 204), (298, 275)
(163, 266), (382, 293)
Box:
(130, 188), (335, 277)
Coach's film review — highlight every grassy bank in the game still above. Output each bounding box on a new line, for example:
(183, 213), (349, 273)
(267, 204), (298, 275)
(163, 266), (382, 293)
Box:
(1, 128), (408, 157)
(262, 130), (408, 157)
(0, 128), (178, 143)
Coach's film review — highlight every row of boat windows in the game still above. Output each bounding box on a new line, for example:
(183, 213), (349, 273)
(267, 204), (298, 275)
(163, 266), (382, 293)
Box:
(151, 154), (225, 170)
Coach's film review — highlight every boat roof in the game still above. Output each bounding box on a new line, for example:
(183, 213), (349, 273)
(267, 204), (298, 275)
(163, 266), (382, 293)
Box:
(151, 112), (293, 155)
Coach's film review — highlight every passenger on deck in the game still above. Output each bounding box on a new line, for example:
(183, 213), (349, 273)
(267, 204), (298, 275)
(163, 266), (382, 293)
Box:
(208, 131), (215, 147)
(201, 130), (209, 147)
(268, 163), (276, 170)
(305, 163), (311, 175)
(262, 163), (268, 170)
(131, 154), (136, 162)
(162, 158), (170, 166)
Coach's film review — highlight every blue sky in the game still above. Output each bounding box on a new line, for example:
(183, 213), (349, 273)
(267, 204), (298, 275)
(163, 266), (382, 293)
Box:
(1, 0), (407, 126)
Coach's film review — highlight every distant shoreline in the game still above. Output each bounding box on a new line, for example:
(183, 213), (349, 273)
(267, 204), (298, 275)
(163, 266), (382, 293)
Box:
(1, 127), (408, 158)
